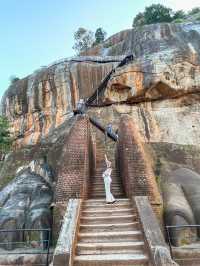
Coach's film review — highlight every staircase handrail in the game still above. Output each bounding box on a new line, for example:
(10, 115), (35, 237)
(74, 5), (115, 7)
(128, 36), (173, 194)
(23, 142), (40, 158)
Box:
(85, 54), (134, 107)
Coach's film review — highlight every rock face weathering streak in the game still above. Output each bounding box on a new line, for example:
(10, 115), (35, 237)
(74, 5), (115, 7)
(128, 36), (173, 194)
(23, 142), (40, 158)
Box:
(1, 22), (200, 147)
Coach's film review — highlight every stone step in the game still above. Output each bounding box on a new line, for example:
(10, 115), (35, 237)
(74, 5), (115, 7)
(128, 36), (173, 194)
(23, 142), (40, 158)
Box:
(89, 192), (125, 198)
(91, 186), (122, 190)
(73, 253), (149, 266)
(90, 195), (125, 199)
(89, 194), (125, 198)
(91, 181), (120, 185)
(93, 170), (118, 172)
(94, 169), (119, 172)
(89, 190), (124, 195)
(90, 177), (122, 181)
(82, 204), (133, 211)
(84, 198), (130, 204)
(90, 190), (124, 194)
(80, 214), (138, 224)
(91, 179), (121, 183)
(91, 177), (120, 181)
(91, 185), (122, 190)
(93, 169), (119, 172)
(92, 172), (119, 175)
(76, 241), (145, 255)
(91, 178), (120, 181)
(83, 201), (131, 209)
(89, 190), (124, 194)
(82, 204), (132, 213)
(89, 195), (125, 200)
(90, 182), (121, 186)
(79, 222), (139, 233)
(81, 209), (134, 217)
(78, 230), (143, 243)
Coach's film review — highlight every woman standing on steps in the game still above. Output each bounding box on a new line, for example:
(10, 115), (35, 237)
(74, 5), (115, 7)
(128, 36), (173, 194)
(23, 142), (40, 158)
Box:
(102, 154), (116, 204)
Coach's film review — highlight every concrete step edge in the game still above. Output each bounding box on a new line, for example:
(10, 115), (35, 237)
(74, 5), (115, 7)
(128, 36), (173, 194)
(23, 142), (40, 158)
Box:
(74, 253), (148, 262)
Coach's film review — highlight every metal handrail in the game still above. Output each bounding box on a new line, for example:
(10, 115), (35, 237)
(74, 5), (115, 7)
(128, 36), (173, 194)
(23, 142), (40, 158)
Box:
(0, 228), (51, 266)
(166, 225), (200, 228)
(166, 224), (200, 262)
(86, 54), (134, 106)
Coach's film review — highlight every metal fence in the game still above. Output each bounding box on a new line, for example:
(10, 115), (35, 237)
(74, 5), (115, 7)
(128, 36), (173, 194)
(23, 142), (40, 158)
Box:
(166, 225), (200, 263)
(0, 228), (51, 266)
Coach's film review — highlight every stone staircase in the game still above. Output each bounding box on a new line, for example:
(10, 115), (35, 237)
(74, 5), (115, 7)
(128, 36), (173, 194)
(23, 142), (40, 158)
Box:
(89, 145), (124, 198)
(73, 198), (149, 266)
(73, 139), (150, 266)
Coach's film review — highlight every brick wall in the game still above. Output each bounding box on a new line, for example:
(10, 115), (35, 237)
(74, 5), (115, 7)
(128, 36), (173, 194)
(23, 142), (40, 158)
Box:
(55, 115), (93, 203)
(116, 115), (162, 209)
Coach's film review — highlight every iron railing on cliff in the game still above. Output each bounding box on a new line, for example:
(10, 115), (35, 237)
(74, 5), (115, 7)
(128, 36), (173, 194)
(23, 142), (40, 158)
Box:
(85, 54), (134, 107)
(0, 228), (52, 266)
(166, 224), (200, 264)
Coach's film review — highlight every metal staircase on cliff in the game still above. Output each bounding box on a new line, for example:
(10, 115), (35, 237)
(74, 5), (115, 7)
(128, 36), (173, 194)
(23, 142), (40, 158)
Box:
(73, 140), (150, 266)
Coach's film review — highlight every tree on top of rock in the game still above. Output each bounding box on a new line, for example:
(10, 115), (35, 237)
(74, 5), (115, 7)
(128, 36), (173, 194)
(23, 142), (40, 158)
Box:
(73, 27), (94, 54)
(94, 28), (107, 45)
(188, 7), (200, 16)
(173, 10), (186, 20)
(133, 4), (173, 26)
(9, 75), (20, 84)
(72, 27), (107, 54)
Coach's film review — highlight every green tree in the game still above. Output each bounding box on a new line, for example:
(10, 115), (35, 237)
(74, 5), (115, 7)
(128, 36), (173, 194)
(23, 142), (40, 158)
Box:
(9, 75), (20, 84)
(188, 7), (200, 16)
(133, 4), (173, 26)
(144, 4), (173, 24)
(173, 10), (186, 20)
(0, 116), (12, 160)
(94, 28), (107, 45)
(73, 27), (94, 54)
(133, 12), (145, 27)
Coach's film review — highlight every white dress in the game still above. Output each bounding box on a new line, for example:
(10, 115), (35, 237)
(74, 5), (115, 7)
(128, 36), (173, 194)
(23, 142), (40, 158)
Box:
(102, 167), (115, 203)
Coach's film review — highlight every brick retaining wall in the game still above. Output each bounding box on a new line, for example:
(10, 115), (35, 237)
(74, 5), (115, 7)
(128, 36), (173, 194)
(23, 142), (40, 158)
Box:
(116, 115), (162, 210)
(55, 115), (93, 203)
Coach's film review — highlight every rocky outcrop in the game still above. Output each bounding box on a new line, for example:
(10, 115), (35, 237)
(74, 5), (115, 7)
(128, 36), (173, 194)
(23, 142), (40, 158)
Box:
(1, 21), (200, 254)
(1, 22), (200, 148)
(0, 159), (53, 250)
(1, 57), (121, 146)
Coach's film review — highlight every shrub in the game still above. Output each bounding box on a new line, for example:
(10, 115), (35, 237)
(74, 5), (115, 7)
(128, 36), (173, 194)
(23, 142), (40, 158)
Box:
(173, 18), (185, 23)
(9, 75), (20, 84)
(0, 116), (13, 160)
(133, 4), (173, 27)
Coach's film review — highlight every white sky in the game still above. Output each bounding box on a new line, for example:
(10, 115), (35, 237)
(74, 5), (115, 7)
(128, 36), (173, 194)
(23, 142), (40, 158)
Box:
(165, 0), (200, 11)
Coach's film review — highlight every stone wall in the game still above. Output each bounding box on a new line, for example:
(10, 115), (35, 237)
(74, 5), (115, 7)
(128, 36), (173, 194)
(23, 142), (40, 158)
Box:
(135, 196), (178, 266)
(55, 115), (93, 203)
(116, 115), (162, 211)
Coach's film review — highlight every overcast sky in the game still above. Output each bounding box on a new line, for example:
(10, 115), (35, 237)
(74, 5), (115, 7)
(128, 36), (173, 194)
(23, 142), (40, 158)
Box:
(0, 0), (199, 99)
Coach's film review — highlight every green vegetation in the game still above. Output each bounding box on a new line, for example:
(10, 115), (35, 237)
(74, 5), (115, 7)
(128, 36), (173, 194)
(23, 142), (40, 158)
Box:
(73, 27), (107, 54)
(9, 75), (20, 84)
(172, 18), (185, 24)
(73, 27), (94, 54)
(188, 7), (200, 16)
(94, 28), (107, 46)
(173, 10), (186, 20)
(0, 116), (13, 160)
(132, 4), (200, 27)
(133, 4), (173, 26)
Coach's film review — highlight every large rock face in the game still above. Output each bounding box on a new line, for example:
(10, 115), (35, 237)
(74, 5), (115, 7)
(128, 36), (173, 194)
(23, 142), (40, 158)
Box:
(1, 22), (200, 250)
(1, 57), (121, 146)
(1, 22), (200, 148)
